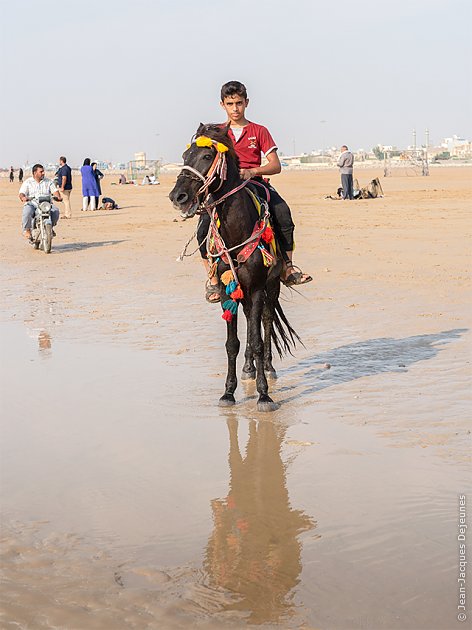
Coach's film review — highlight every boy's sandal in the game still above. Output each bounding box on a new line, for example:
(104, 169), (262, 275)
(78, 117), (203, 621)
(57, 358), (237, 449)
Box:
(205, 280), (221, 303)
(282, 267), (313, 287)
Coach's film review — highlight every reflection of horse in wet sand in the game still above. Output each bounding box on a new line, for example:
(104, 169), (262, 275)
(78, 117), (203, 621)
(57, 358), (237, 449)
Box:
(204, 419), (314, 624)
(169, 124), (300, 412)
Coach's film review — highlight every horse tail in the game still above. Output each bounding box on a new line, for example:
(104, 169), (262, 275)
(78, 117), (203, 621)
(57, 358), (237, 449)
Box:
(271, 298), (303, 358)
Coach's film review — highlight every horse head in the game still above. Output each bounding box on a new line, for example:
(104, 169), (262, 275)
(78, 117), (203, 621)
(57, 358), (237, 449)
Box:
(169, 123), (238, 219)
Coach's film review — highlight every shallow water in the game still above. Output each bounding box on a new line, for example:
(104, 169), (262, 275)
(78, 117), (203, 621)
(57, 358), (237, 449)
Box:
(1, 318), (470, 629)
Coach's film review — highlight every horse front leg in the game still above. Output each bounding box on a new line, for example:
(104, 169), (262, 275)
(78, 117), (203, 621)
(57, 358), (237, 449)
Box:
(249, 290), (279, 412)
(219, 314), (240, 407)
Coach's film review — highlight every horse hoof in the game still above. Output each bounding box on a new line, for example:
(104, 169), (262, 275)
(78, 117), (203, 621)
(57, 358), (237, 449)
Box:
(257, 397), (280, 412)
(219, 394), (236, 407)
(265, 369), (277, 380)
(241, 370), (256, 381)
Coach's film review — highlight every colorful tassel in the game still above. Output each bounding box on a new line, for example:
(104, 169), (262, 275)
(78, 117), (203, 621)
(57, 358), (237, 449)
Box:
(226, 280), (238, 294)
(221, 270), (234, 286)
(231, 287), (244, 300)
(195, 136), (213, 148)
(261, 225), (274, 243)
(222, 299), (238, 315)
(221, 273), (243, 322)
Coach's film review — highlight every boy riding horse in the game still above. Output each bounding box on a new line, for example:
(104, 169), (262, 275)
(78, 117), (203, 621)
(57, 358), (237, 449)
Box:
(199, 80), (312, 303)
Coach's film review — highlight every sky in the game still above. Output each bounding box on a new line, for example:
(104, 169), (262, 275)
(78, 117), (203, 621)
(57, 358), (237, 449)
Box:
(1, 0), (470, 167)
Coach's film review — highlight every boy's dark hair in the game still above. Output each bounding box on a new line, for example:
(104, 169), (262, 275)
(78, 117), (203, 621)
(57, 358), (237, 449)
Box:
(221, 80), (247, 101)
(32, 164), (43, 174)
(60, 156), (67, 163)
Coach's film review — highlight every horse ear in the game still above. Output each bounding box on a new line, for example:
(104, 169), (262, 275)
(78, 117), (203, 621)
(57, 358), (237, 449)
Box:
(196, 122), (205, 136)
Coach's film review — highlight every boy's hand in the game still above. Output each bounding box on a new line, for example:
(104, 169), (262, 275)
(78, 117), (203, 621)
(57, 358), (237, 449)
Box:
(240, 168), (258, 180)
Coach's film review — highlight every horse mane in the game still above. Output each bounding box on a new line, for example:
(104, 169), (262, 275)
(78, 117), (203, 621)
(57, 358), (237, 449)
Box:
(196, 123), (240, 171)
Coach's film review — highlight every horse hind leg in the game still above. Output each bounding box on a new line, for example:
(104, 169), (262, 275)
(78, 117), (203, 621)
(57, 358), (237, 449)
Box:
(219, 315), (240, 407)
(241, 338), (256, 380)
(241, 302), (276, 381)
(262, 301), (277, 380)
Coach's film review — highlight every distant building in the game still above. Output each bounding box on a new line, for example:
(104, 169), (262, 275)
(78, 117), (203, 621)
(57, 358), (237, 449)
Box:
(134, 152), (146, 167)
(441, 135), (469, 154)
(451, 142), (472, 158)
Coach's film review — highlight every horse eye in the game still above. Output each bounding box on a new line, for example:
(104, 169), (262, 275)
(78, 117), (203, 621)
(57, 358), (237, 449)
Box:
(203, 154), (213, 160)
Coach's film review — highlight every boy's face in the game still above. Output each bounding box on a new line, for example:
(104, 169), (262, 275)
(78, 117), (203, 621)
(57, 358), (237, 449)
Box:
(220, 94), (249, 124)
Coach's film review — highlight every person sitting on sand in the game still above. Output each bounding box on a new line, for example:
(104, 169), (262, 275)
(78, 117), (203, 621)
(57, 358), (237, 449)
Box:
(101, 196), (118, 210)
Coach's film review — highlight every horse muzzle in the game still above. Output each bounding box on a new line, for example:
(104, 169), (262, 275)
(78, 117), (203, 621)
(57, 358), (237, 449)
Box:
(178, 200), (199, 219)
(169, 187), (200, 219)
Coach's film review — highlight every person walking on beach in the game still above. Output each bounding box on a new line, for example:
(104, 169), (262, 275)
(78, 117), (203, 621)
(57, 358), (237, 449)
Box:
(18, 168), (24, 184)
(80, 158), (99, 211)
(198, 80), (312, 303)
(56, 156), (73, 218)
(92, 162), (104, 209)
(337, 145), (354, 200)
(9, 167), (14, 183)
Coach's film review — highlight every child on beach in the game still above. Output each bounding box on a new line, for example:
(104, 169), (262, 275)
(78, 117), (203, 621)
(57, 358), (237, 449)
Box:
(198, 80), (312, 303)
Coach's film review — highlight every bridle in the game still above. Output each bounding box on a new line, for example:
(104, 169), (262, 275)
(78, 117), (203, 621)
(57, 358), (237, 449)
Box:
(178, 136), (229, 205)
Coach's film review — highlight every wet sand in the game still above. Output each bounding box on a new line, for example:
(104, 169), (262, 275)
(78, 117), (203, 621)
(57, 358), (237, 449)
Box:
(0, 168), (471, 629)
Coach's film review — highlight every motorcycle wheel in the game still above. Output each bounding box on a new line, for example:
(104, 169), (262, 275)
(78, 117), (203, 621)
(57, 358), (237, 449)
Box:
(43, 224), (52, 254)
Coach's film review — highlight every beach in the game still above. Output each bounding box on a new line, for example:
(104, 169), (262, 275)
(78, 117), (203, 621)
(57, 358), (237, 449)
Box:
(0, 166), (470, 629)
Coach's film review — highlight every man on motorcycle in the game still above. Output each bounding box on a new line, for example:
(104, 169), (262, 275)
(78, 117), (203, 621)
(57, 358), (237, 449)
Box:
(19, 164), (62, 239)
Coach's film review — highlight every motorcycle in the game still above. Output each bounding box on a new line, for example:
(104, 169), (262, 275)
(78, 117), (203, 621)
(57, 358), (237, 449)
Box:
(27, 195), (58, 254)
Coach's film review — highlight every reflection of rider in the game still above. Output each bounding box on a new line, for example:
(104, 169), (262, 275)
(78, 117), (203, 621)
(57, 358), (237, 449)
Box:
(38, 330), (52, 352)
(204, 419), (314, 624)
(19, 164), (62, 239)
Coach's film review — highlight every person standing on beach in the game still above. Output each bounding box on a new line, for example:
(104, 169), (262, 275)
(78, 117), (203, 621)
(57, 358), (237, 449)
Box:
(18, 168), (24, 184)
(56, 156), (73, 218)
(337, 145), (354, 200)
(9, 167), (14, 183)
(80, 158), (99, 211)
(92, 162), (104, 209)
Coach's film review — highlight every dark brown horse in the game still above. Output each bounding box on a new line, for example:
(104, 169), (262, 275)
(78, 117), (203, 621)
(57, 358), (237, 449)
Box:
(169, 124), (300, 412)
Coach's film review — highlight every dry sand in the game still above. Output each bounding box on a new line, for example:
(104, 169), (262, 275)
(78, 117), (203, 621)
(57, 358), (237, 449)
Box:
(0, 167), (471, 629)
